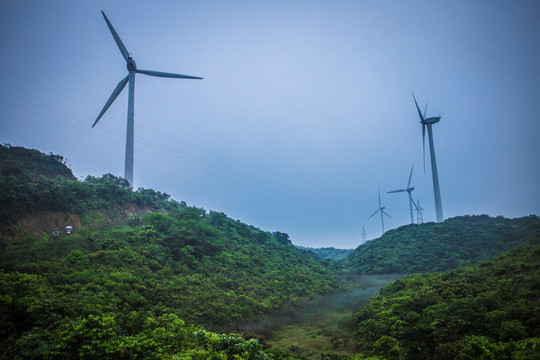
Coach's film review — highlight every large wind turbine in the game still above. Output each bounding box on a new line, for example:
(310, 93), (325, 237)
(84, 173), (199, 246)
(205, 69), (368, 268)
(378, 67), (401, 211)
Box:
(388, 165), (416, 224)
(412, 91), (444, 222)
(93, 11), (203, 186)
(368, 190), (391, 234)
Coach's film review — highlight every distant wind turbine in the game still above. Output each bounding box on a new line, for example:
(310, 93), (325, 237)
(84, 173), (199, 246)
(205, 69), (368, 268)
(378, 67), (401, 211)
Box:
(92, 11), (203, 186)
(412, 91), (444, 222)
(388, 165), (416, 224)
(368, 190), (391, 234)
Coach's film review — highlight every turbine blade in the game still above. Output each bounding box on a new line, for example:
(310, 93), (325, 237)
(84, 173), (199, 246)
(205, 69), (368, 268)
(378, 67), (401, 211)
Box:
(137, 69), (203, 80)
(378, 189), (381, 208)
(412, 90), (425, 122)
(424, 103), (428, 118)
(407, 165), (414, 188)
(383, 210), (391, 218)
(92, 75), (129, 127)
(387, 189), (406, 193)
(101, 11), (130, 62)
(368, 209), (379, 219)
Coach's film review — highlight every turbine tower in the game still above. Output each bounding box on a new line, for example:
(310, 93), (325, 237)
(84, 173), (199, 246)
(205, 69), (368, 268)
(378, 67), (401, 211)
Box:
(412, 91), (444, 222)
(388, 165), (416, 224)
(93, 11), (203, 186)
(368, 190), (391, 234)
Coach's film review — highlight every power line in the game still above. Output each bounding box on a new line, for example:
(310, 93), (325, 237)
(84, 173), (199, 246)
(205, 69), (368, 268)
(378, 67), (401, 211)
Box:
(0, 74), (364, 208)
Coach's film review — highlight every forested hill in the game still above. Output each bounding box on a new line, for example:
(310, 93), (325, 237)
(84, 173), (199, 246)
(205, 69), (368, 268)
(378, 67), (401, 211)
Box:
(355, 242), (540, 359)
(342, 215), (540, 274)
(0, 145), (341, 358)
(0, 144), (185, 226)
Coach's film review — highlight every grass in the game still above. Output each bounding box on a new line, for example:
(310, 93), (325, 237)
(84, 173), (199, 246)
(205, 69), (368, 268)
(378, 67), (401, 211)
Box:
(267, 307), (359, 358)
(264, 275), (402, 359)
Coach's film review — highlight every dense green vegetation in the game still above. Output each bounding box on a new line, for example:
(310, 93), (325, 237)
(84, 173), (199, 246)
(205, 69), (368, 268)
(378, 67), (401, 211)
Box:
(0, 144), (183, 225)
(0, 145), (340, 359)
(355, 242), (540, 359)
(2, 144), (539, 359)
(343, 215), (540, 274)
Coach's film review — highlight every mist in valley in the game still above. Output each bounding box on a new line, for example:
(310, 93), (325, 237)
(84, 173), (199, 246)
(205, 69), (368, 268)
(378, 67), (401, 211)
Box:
(231, 274), (402, 338)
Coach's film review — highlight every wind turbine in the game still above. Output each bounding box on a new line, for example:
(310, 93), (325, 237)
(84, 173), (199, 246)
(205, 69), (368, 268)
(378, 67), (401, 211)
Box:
(368, 190), (391, 234)
(388, 165), (416, 224)
(92, 11), (203, 186)
(412, 91), (444, 222)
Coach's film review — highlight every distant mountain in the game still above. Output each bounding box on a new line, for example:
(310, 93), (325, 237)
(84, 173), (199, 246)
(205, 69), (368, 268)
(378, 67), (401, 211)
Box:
(342, 215), (540, 274)
(356, 241), (540, 359)
(296, 246), (354, 260)
(0, 145), (340, 359)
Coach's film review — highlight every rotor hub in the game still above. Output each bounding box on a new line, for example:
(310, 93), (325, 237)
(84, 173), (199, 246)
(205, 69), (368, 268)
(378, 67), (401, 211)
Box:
(127, 57), (137, 72)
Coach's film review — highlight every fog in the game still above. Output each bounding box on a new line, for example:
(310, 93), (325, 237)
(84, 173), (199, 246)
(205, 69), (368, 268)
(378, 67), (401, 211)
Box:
(229, 274), (402, 336)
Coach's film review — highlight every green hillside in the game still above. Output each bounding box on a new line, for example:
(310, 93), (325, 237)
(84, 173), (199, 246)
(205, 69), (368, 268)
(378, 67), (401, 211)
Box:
(342, 215), (540, 274)
(2, 144), (539, 360)
(355, 242), (540, 359)
(0, 144), (184, 226)
(0, 145), (339, 359)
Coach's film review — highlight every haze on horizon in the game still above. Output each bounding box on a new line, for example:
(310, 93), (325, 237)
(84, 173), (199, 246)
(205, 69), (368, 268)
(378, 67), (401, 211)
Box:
(1, 0), (539, 248)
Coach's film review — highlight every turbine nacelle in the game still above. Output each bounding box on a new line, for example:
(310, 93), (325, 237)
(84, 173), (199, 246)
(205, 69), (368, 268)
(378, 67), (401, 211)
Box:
(422, 116), (441, 125)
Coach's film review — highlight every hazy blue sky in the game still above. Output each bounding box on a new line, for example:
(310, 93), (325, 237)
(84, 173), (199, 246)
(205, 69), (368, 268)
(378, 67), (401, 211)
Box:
(1, 0), (539, 248)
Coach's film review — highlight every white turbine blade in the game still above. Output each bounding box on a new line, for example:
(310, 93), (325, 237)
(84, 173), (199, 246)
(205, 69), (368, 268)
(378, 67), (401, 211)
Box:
(101, 11), (130, 62)
(137, 69), (203, 80)
(368, 209), (379, 219)
(378, 189), (382, 208)
(411, 90), (425, 122)
(92, 75), (129, 127)
(407, 165), (414, 188)
(383, 210), (391, 218)
(388, 189), (406, 194)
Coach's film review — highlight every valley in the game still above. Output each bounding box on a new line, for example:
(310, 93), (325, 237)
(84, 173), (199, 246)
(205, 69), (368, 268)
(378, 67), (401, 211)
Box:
(262, 275), (403, 358)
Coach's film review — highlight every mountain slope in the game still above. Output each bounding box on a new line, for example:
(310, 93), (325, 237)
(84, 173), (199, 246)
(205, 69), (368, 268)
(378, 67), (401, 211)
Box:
(342, 215), (540, 274)
(355, 242), (540, 359)
(0, 145), (339, 359)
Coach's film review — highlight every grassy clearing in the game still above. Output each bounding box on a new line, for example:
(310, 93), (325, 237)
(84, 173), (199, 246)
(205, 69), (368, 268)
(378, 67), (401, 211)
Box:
(265, 275), (402, 359)
(267, 307), (358, 358)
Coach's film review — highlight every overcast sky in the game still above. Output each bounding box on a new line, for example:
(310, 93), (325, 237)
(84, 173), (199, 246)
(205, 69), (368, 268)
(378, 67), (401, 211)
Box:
(1, 0), (539, 248)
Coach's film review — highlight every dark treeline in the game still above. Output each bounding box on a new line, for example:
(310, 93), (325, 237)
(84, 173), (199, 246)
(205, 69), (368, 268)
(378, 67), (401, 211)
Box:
(342, 215), (540, 274)
(0, 144), (183, 224)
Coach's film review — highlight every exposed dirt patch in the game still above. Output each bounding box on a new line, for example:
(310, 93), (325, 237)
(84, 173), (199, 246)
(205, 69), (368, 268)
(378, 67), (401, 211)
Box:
(2, 203), (157, 241)
(16, 211), (82, 238)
